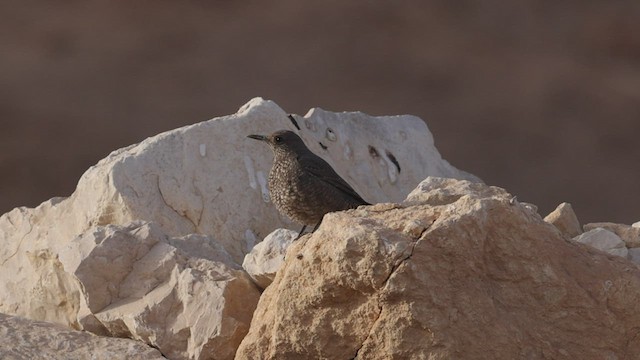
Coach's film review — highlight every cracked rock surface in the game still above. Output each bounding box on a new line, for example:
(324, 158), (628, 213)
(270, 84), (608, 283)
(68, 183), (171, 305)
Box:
(0, 313), (165, 360)
(0, 98), (479, 359)
(0, 220), (261, 360)
(0, 97), (478, 267)
(235, 177), (640, 360)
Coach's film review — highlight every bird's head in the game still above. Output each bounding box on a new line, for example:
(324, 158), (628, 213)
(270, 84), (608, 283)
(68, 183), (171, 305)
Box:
(247, 130), (308, 155)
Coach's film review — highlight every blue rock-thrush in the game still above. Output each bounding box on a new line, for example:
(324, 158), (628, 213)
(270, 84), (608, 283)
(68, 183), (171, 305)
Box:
(248, 130), (369, 239)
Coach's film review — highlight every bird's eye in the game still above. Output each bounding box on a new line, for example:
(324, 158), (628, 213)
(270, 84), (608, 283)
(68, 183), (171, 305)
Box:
(274, 136), (282, 143)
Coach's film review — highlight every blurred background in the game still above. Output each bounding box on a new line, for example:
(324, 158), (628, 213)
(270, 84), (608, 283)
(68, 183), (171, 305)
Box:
(1, 1), (639, 224)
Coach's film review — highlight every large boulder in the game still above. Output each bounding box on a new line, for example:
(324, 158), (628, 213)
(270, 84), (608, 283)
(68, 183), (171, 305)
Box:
(0, 313), (165, 360)
(236, 177), (640, 359)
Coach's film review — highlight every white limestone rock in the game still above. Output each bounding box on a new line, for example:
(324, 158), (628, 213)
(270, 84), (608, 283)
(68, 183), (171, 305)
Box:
(633, 221), (640, 229)
(574, 228), (628, 258)
(242, 228), (297, 289)
(0, 313), (165, 360)
(405, 176), (501, 204)
(0, 98), (479, 267)
(544, 202), (582, 238)
(1, 221), (260, 360)
(289, 107), (481, 206)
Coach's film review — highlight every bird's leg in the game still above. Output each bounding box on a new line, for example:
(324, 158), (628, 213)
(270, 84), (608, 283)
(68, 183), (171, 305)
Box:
(295, 225), (307, 240)
(311, 221), (322, 233)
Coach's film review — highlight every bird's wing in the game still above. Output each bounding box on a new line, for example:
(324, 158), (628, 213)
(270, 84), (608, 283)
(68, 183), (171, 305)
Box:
(301, 154), (370, 205)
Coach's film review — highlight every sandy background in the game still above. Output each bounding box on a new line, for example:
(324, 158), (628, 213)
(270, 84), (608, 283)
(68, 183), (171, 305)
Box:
(1, 1), (639, 224)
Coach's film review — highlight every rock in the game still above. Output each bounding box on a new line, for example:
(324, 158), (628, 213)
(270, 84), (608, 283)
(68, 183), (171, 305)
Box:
(0, 99), (479, 358)
(236, 177), (640, 359)
(583, 222), (640, 248)
(0, 98), (479, 269)
(404, 176), (500, 204)
(629, 248), (640, 265)
(607, 247), (630, 258)
(291, 107), (482, 205)
(633, 221), (640, 228)
(2, 221), (261, 360)
(519, 201), (538, 213)
(544, 202), (582, 238)
(574, 228), (629, 258)
(242, 228), (297, 289)
(0, 313), (165, 360)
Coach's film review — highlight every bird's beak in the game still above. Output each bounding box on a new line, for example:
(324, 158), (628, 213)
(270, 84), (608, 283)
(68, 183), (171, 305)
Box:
(247, 134), (267, 141)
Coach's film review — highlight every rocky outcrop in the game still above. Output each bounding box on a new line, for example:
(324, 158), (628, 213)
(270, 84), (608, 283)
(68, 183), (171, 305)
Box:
(0, 99), (478, 359)
(4, 98), (638, 359)
(236, 177), (640, 359)
(0, 313), (165, 360)
(0, 98), (478, 268)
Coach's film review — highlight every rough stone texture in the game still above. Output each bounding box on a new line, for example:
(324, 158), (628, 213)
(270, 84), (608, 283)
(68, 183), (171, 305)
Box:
(633, 221), (640, 228)
(242, 229), (297, 289)
(292, 107), (481, 206)
(0, 99), (478, 358)
(236, 177), (640, 360)
(574, 228), (629, 258)
(584, 222), (640, 248)
(544, 202), (582, 238)
(629, 248), (640, 265)
(0, 98), (477, 266)
(1, 220), (260, 360)
(0, 313), (165, 360)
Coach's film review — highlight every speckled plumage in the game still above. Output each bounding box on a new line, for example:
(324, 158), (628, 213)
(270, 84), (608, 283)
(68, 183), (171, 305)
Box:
(248, 130), (369, 237)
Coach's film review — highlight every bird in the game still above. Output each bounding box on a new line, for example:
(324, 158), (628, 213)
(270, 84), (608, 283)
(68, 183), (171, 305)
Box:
(247, 129), (369, 239)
